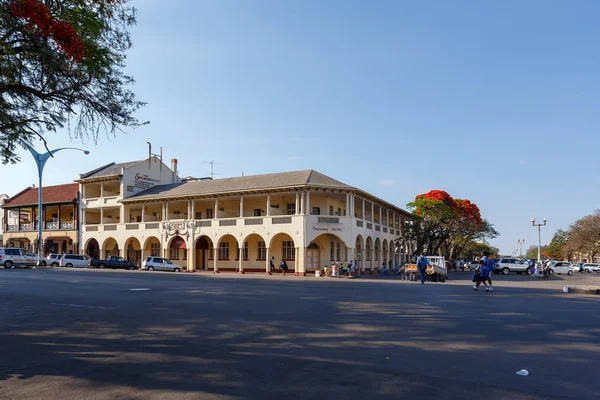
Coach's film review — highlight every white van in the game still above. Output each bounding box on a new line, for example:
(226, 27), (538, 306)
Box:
(59, 254), (92, 268)
(0, 248), (43, 268)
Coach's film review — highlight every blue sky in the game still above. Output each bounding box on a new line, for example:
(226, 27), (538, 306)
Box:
(2, 0), (599, 255)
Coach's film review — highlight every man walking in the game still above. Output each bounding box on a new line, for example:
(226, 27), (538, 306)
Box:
(480, 251), (495, 290)
(416, 252), (431, 284)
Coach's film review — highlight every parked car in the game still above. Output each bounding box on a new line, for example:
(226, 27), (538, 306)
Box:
(46, 253), (62, 267)
(466, 261), (480, 271)
(582, 263), (600, 273)
(142, 257), (183, 272)
(494, 258), (529, 275)
(59, 254), (92, 268)
(90, 256), (138, 270)
(0, 247), (44, 268)
(548, 261), (576, 275)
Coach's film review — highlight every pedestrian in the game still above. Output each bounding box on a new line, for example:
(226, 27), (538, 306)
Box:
(474, 259), (493, 291)
(416, 252), (430, 284)
(280, 258), (288, 276)
(269, 256), (276, 273)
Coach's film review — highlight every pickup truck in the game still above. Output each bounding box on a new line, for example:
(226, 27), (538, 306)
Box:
(91, 256), (138, 270)
(405, 256), (448, 282)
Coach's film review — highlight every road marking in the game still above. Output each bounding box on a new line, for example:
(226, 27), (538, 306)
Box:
(130, 288), (150, 291)
(51, 303), (114, 310)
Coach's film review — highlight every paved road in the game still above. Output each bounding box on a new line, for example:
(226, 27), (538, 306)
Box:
(1, 268), (599, 400)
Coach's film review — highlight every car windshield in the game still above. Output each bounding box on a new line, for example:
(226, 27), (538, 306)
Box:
(23, 251), (34, 256)
(165, 260), (172, 264)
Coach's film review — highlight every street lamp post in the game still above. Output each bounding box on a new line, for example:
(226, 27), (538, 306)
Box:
(21, 142), (89, 266)
(517, 239), (525, 258)
(531, 217), (546, 265)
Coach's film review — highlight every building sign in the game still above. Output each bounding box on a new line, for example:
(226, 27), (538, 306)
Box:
(134, 173), (160, 190)
(312, 225), (344, 232)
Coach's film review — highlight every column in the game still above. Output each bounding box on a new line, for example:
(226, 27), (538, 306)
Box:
(294, 247), (300, 276)
(165, 201), (169, 221)
(386, 209), (389, 227)
(379, 206), (382, 226)
(371, 202), (374, 222)
(238, 246), (244, 274)
(214, 198), (218, 219)
(361, 199), (365, 220)
(350, 195), (354, 217)
(213, 247), (218, 273)
(306, 191), (311, 215)
(187, 199), (192, 220)
(100, 182), (104, 197)
(100, 208), (104, 224)
(187, 248), (194, 272)
(265, 247), (271, 275)
(266, 195), (270, 216)
(300, 192), (305, 215)
(57, 205), (61, 227)
(82, 208), (86, 225)
(191, 200), (195, 220)
(141, 202), (145, 223)
(345, 193), (350, 217)
(239, 196), (244, 218)
(295, 192), (300, 215)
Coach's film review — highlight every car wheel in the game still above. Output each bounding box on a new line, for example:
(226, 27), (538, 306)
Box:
(4, 261), (13, 269)
(174, 267), (181, 272)
(587, 269), (592, 273)
(66, 263), (73, 268)
(502, 267), (510, 275)
(147, 266), (154, 271)
(549, 269), (554, 275)
(42, 261), (47, 266)
(98, 264), (106, 269)
(51, 262), (58, 267)
(128, 266), (136, 270)
(568, 270), (574, 276)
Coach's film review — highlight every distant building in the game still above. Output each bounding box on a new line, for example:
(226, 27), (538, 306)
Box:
(1, 184), (80, 254)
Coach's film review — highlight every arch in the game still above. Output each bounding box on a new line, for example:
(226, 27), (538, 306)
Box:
(143, 236), (161, 257)
(102, 237), (119, 258)
(216, 234), (240, 272)
(270, 232), (296, 273)
(365, 237), (373, 263)
(168, 235), (187, 263)
(85, 238), (100, 259)
(124, 237), (142, 264)
(194, 235), (213, 271)
(240, 233), (267, 272)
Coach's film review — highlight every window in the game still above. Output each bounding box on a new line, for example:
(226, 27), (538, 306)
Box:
(209, 244), (214, 259)
(282, 240), (295, 260)
(287, 203), (295, 215)
(218, 242), (229, 259)
(336, 243), (341, 261)
(183, 249), (187, 260)
(312, 207), (320, 215)
(375, 244), (379, 261)
(206, 209), (214, 219)
(345, 246), (348, 261)
(330, 242), (335, 261)
(237, 242), (249, 260)
(366, 243), (371, 261)
(254, 208), (261, 216)
(257, 241), (267, 259)
(169, 247), (179, 259)
(329, 205), (334, 216)
(151, 243), (160, 256)
(195, 211), (202, 219)
(338, 208), (342, 216)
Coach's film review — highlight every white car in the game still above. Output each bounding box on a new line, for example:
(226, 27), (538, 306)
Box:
(142, 257), (183, 272)
(582, 263), (600, 273)
(466, 261), (480, 271)
(59, 254), (92, 268)
(0, 247), (43, 268)
(549, 261), (576, 276)
(495, 258), (529, 275)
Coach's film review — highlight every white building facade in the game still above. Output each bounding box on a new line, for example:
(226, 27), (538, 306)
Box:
(79, 161), (414, 274)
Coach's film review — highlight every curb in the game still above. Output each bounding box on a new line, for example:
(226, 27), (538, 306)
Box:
(563, 286), (600, 295)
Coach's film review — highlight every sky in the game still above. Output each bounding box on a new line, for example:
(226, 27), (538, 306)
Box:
(2, 0), (600, 255)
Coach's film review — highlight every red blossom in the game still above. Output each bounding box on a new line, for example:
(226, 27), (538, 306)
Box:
(10, 0), (86, 62)
(413, 190), (483, 225)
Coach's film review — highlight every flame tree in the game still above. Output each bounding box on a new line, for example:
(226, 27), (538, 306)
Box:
(0, 0), (146, 163)
(403, 190), (498, 260)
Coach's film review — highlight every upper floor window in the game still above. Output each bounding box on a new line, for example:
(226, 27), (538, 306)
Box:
(287, 203), (295, 215)
(329, 205), (334, 216)
(206, 209), (214, 219)
(312, 207), (320, 215)
(254, 209), (261, 216)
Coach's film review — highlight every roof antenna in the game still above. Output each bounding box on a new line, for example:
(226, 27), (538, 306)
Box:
(202, 160), (221, 179)
(147, 142), (163, 173)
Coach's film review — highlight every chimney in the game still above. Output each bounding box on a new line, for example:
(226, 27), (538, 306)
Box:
(171, 158), (178, 183)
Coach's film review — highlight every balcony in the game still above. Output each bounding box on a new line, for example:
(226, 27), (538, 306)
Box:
(6, 221), (76, 232)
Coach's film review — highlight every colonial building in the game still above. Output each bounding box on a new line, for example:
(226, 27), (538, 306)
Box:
(79, 158), (414, 274)
(1, 183), (80, 254)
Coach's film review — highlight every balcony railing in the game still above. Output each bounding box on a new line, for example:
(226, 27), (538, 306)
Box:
(367, 223), (373, 230)
(318, 217), (339, 224)
(46, 222), (59, 230)
(272, 217), (292, 224)
(356, 220), (363, 227)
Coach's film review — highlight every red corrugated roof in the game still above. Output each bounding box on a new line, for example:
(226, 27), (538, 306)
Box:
(2, 183), (79, 207)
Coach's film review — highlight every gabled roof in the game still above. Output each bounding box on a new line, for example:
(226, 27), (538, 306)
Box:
(2, 183), (79, 208)
(79, 160), (144, 180)
(123, 170), (354, 202)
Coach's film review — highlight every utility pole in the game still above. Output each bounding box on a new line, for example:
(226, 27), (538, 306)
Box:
(531, 218), (547, 264)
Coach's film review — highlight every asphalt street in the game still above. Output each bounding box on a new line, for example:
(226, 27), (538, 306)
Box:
(1, 268), (599, 400)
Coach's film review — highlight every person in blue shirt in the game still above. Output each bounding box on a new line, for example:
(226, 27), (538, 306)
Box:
(416, 252), (431, 285)
(474, 259), (494, 291)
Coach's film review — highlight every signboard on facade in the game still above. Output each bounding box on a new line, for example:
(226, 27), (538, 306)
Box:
(134, 173), (160, 190)
(312, 225), (344, 232)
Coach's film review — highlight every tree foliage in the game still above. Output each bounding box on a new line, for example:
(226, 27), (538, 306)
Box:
(402, 190), (498, 260)
(525, 244), (548, 260)
(0, 0), (146, 163)
(547, 229), (569, 260)
(563, 210), (600, 261)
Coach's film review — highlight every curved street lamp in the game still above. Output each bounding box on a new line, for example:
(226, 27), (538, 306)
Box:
(21, 141), (89, 266)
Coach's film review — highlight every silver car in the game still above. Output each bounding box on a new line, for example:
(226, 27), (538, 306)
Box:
(142, 257), (183, 272)
(0, 247), (43, 268)
(582, 263), (600, 273)
(59, 254), (92, 268)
